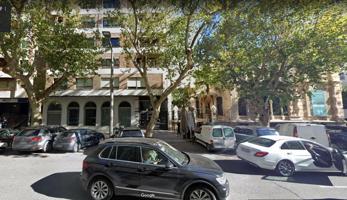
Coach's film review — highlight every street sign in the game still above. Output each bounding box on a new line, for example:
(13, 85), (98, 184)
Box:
(0, 2), (11, 32)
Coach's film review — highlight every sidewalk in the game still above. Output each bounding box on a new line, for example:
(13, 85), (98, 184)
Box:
(153, 130), (207, 154)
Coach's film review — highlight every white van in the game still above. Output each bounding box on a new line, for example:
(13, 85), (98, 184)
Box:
(276, 123), (330, 147)
(194, 125), (236, 152)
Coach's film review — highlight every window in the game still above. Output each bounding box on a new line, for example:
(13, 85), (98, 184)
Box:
(67, 102), (79, 126)
(281, 141), (305, 150)
(212, 128), (223, 137)
(101, 58), (119, 68)
(117, 146), (141, 162)
(109, 146), (117, 159)
(216, 97), (223, 116)
(240, 128), (254, 136)
(342, 91), (347, 109)
(101, 101), (110, 126)
(84, 102), (96, 126)
(103, 16), (119, 27)
(238, 97), (247, 116)
(256, 128), (279, 136)
(311, 90), (327, 116)
(223, 128), (234, 137)
(76, 78), (93, 89)
(141, 147), (168, 166)
(100, 146), (112, 158)
(103, 0), (120, 8)
(79, 0), (97, 9)
(80, 16), (96, 28)
(103, 38), (120, 47)
(101, 78), (119, 89)
(127, 77), (145, 89)
(248, 138), (276, 147)
(47, 102), (62, 125)
(0, 80), (10, 90)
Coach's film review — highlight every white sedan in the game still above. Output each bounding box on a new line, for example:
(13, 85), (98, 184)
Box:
(236, 135), (347, 176)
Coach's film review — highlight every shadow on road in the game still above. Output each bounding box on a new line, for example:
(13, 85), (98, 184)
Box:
(31, 172), (152, 200)
(0, 150), (49, 158)
(214, 159), (276, 175)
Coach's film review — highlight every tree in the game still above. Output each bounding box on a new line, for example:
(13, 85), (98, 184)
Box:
(0, 0), (99, 126)
(196, 0), (347, 126)
(112, 0), (224, 137)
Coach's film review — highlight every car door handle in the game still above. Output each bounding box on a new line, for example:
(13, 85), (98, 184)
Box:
(138, 167), (146, 172)
(287, 152), (292, 155)
(310, 137), (316, 140)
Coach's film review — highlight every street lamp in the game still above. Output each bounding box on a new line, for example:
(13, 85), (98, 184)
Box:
(102, 31), (114, 137)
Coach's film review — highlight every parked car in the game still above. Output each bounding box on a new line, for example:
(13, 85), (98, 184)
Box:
(325, 125), (347, 152)
(236, 135), (347, 177)
(194, 125), (236, 152)
(0, 128), (20, 151)
(276, 123), (330, 147)
(118, 127), (145, 138)
(53, 129), (101, 152)
(91, 130), (105, 141)
(81, 138), (230, 200)
(234, 126), (279, 144)
(12, 126), (66, 152)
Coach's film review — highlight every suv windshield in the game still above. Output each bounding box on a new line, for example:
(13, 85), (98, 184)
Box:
(121, 130), (143, 137)
(155, 141), (189, 165)
(18, 129), (40, 137)
(256, 128), (279, 136)
(248, 137), (276, 147)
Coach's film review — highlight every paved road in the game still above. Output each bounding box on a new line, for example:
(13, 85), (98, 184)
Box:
(0, 131), (346, 200)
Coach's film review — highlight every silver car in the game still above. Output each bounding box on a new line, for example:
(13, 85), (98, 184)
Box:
(12, 126), (66, 152)
(53, 129), (100, 152)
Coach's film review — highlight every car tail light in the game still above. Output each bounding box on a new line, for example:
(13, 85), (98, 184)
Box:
(31, 136), (42, 142)
(293, 127), (298, 137)
(254, 151), (268, 157)
(82, 161), (89, 170)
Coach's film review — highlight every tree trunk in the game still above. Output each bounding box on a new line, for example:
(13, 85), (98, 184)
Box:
(259, 108), (270, 127)
(30, 101), (43, 127)
(145, 104), (161, 137)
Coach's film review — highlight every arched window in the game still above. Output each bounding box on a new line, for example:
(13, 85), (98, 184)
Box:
(119, 101), (131, 127)
(67, 102), (79, 126)
(101, 101), (110, 126)
(85, 102), (96, 126)
(47, 102), (62, 125)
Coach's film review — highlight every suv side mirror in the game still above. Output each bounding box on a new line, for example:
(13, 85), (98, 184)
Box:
(165, 160), (174, 169)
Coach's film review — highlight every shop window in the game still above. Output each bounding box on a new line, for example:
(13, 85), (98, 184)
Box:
(101, 101), (110, 126)
(47, 102), (62, 125)
(84, 102), (96, 126)
(67, 102), (79, 126)
(311, 90), (327, 116)
(80, 16), (96, 28)
(103, 38), (120, 47)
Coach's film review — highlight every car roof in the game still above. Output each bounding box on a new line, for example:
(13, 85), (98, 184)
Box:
(235, 126), (275, 130)
(260, 135), (307, 142)
(122, 127), (142, 131)
(104, 137), (162, 146)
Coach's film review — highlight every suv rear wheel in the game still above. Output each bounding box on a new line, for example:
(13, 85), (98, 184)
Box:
(185, 186), (217, 200)
(89, 178), (114, 200)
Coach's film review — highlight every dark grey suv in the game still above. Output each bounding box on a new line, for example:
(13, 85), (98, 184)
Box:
(81, 138), (230, 200)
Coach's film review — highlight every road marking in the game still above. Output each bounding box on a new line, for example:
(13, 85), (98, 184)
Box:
(319, 186), (347, 188)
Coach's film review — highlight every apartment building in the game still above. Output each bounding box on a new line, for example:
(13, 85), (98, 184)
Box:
(0, 0), (171, 131)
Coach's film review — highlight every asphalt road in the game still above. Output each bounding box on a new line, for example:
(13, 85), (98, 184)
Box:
(0, 133), (347, 200)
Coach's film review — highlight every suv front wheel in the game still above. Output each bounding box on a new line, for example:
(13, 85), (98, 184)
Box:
(185, 186), (217, 200)
(89, 178), (114, 200)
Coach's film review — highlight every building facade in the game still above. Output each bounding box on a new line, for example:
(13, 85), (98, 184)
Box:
(0, 0), (171, 132)
(192, 73), (345, 125)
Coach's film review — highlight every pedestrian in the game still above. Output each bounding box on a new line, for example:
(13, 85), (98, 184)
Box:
(186, 106), (196, 141)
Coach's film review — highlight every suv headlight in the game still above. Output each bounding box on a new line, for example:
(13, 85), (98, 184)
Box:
(216, 173), (227, 185)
